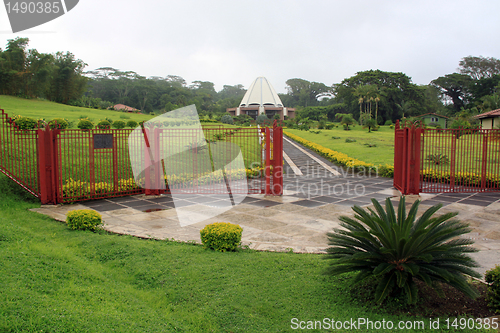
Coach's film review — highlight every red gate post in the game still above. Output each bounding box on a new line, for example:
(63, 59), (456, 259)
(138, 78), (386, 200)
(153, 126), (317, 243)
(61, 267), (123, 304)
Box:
(265, 127), (271, 195)
(393, 121), (422, 195)
(271, 120), (283, 195)
(37, 126), (59, 204)
(143, 126), (153, 196)
(408, 125), (422, 195)
(480, 131), (489, 190)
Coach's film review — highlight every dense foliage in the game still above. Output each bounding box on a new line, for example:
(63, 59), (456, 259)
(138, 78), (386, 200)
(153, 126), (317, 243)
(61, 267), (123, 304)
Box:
(324, 197), (480, 304)
(0, 37), (87, 103)
(485, 265), (500, 313)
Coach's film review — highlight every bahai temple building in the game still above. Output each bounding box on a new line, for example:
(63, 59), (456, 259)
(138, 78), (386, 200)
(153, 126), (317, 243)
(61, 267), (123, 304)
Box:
(226, 77), (295, 120)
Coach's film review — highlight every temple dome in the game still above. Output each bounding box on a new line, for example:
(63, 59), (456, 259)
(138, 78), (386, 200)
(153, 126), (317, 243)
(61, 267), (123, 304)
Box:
(239, 77), (283, 107)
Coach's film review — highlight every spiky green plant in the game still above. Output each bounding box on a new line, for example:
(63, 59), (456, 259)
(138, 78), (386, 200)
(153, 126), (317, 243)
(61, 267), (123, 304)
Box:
(324, 197), (480, 304)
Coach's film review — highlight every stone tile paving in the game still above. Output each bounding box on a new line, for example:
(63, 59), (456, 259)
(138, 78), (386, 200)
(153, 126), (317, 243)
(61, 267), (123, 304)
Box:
(29, 136), (500, 278)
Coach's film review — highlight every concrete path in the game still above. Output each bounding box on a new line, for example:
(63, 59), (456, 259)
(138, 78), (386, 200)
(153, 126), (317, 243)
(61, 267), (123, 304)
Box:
(31, 137), (500, 278)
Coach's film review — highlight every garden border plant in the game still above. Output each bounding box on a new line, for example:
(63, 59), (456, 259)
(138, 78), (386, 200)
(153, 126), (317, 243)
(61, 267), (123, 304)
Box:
(284, 131), (394, 177)
(324, 197), (481, 304)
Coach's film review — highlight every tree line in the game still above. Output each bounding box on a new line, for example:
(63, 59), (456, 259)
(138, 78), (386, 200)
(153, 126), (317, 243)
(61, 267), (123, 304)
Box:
(0, 37), (87, 104)
(1, 37), (499, 125)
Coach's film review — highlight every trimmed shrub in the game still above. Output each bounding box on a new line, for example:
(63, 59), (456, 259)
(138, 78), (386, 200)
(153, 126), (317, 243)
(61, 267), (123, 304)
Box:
(256, 114), (270, 125)
(384, 120), (393, 126)
(200, 222), (243, 252)
(97, 120), (111, 129)
(13, 116), (37, 130)
(325, 197), (480, 304)
(220, 114), (234, 125)
(66, 209), (103, 231)
(112, 120), (126, 129)
(48, 118), (69, 129)
(77, 119), (94, 130)
(485, 265), (500, 313)
(345, 138), (356, 143)
(127, 120), (139, 128)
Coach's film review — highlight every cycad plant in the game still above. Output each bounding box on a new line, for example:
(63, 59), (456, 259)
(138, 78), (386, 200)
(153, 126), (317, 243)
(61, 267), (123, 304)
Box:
(324, 197), (480, 304)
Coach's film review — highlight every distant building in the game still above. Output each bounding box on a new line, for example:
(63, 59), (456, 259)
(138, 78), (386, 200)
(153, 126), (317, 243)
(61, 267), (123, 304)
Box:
(474, 108), (500, 129)
(418, 113), (448, 128)
(226, 77), (295, 120)
(113, 104), (140, 113)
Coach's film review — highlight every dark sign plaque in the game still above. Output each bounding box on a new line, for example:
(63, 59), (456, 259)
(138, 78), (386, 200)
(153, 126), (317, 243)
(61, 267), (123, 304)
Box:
(93, 134), (113, 149)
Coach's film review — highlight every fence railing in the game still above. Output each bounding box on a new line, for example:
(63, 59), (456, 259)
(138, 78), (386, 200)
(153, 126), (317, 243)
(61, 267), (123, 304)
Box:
(394, 120), (500, 194)
(0, 109), (283, 204)
(0, 110), (40, 197)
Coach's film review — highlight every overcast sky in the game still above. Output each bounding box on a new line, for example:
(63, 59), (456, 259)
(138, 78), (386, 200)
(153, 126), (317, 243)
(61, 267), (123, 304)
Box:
(1, 0), (499, 93)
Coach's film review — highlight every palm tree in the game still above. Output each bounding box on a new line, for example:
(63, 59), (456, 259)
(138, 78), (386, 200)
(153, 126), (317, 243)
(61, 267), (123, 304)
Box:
(374, 96), (381, 124)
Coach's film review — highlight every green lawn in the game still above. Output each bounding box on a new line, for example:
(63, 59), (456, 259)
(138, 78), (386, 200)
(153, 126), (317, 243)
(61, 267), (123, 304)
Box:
(0, 95), (153, 127)
(284, 126), (395, 165)
(0, 174), (484, 333)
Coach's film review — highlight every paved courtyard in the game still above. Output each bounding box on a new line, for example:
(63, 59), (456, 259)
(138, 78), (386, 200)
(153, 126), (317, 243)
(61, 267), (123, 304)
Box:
(32, 136), (500, 278)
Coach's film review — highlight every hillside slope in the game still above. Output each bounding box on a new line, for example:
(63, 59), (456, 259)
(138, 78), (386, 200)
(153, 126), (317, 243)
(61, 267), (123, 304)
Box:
(0, 95), (153, 127)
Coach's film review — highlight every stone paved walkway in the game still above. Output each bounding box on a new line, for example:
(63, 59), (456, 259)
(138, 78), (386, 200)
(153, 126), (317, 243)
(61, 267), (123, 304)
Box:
(31, 136), (500, 278)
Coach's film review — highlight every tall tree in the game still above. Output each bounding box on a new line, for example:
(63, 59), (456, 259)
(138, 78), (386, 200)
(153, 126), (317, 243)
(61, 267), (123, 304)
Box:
(431, 73), (473, 112)
(459, 56), (500, 80)
(48, 52), (87, 104)
(285, 78), (330, 107)
(335, 70), (424, 122)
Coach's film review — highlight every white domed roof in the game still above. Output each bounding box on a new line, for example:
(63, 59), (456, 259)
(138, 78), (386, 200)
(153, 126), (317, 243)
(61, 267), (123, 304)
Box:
(240, 77), (283, 107)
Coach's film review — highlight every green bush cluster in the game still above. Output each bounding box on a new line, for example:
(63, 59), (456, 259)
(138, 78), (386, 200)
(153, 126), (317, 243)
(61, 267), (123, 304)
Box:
(256, 114), (270, 126)
(97, 120), (112, 129)
(220, 114), (234, 125)
(77, 119), (94, 129)
(48, 118), (69, 129)
(112, 120), (126, 129)
(200, 222), (243, 252)
(345, 138), (356, 143)
(485, 265), (500, 313)
(66, 209), (103, 231)
(126, 120), (139, 128)
(13, 115), (38, 129)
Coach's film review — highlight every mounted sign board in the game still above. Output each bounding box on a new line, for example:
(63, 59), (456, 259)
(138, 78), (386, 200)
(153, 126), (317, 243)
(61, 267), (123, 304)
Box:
(93, 134), (113, 149)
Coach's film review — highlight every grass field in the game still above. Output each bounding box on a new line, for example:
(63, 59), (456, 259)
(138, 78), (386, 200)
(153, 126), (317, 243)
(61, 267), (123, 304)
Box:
(0, 174), (485, 333)
(284, 126), (395, 165)
(0, 95), (153, 127)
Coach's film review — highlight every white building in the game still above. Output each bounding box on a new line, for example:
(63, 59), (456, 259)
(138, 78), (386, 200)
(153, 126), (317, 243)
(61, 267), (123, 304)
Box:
(226, 77), (295, 120)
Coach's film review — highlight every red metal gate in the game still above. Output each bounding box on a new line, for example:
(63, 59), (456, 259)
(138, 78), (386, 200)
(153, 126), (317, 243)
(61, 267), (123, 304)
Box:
(394, 120), (500, 195)
(0, 109), (284, 204)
